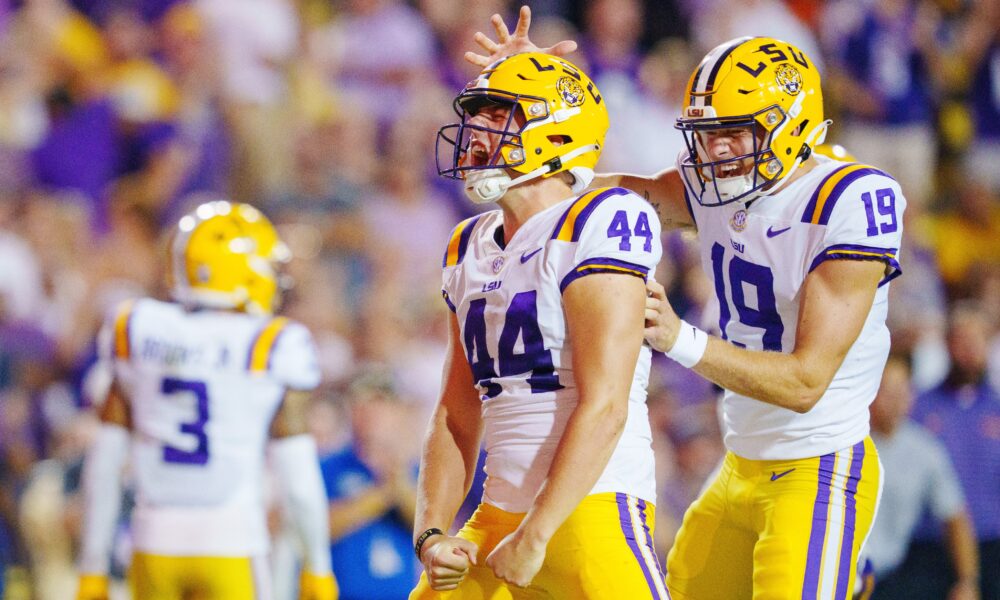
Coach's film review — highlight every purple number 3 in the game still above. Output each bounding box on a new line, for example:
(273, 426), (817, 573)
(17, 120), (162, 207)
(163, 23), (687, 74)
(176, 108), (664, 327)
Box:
(161, 377), (210, 465)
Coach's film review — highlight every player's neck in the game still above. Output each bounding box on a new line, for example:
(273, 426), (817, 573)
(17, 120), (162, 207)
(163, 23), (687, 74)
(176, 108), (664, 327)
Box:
(497, 176), (573, 243)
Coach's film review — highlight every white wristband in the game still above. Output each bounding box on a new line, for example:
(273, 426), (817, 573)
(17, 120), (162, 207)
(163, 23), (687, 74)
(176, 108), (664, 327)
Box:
(665, 320), (708, 368)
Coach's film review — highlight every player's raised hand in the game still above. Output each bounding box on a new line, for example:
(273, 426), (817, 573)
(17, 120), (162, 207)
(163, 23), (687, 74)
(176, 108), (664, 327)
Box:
(644, 280), (682, 353)
(464, 5), (578, 68)
(485, 529), (546, 589)
(420, 535), (479, 591)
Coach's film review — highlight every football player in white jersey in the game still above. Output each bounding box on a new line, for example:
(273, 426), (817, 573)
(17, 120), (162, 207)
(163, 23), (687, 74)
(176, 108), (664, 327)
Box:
(410, 52), (667, 599)
(468, 8), (905, 599)
(75, 202), (338, 600)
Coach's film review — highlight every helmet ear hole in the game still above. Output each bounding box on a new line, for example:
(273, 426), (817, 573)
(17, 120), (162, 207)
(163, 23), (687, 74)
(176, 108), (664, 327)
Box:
(793, 119), (810, 136)
(547, 134), (572, 146)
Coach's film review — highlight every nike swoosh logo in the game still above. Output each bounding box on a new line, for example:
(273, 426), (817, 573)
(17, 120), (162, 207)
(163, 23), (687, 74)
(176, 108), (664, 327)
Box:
(766, 225), (792, 238)
(770, 468), (795, 481)
(520, 248), (543, 263)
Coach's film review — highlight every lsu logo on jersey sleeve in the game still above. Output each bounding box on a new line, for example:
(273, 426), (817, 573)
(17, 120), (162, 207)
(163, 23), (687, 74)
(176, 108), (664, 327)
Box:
(801, 164), (905, 286)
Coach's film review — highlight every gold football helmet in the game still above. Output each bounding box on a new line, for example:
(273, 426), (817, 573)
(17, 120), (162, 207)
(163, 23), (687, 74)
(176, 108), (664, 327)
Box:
(676, 37), (829, 206)
(169, 201), (290, 315)
(437, 52), (609, 203)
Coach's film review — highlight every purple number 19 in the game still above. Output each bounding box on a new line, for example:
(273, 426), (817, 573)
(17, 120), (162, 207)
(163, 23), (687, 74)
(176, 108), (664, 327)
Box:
(161, 377), (210, 465)
(861, 188), (898, 237)
(711, 243), (784, 351)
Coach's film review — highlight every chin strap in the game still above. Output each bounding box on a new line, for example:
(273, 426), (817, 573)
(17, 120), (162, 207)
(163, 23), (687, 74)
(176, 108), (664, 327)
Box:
(463, 144), (599, 204)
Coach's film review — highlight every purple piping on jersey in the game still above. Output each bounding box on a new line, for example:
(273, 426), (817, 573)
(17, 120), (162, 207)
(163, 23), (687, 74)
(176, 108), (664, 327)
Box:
(442, 290), (456, 312)
(802, 452), (836, 599)
(559, 257), (649, 293)
(808, 244), (902, 287)
(834, 441), (867, 599)
(617, 493), (664, 600)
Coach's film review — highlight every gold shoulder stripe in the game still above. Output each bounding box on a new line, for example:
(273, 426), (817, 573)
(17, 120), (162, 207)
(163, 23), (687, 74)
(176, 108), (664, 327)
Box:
(248, 317), (290, 373)
(113, 300), (136, 359)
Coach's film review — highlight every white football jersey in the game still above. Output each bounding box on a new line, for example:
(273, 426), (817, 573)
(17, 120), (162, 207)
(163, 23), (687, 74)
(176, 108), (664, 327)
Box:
(103, 298), (320, 556)
(442, 187), (663, 513)
(680, 155), (905, 460)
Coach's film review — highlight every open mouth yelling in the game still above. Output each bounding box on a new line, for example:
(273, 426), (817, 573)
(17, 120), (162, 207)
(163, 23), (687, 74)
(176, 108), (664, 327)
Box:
(714, 160), (752, 178)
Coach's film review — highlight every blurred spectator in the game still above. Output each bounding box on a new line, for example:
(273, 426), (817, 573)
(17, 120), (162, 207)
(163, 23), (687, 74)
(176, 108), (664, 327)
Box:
(197, 0), (299, 202)
(922, 174), (1000, 297)
(964, 1), (1000, 191)
(311, 0), (435, 126)
(912, 301), (1000, 600)
(823, 0), (935, 207)
(321, 367), (420, 600)
(689, 0), (823, 62)
(865, 354), (979, 600)
(887, 200), (949, 391)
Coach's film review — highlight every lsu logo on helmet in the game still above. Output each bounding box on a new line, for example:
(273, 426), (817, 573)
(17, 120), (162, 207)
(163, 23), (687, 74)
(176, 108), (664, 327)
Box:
(774, 63), (802, 95)
(557, 77), (586, 107)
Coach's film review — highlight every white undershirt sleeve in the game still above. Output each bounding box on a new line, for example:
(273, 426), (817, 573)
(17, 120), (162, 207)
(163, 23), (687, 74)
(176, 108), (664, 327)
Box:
(77, 424), (129, 575)
(269, 434), (333, 575)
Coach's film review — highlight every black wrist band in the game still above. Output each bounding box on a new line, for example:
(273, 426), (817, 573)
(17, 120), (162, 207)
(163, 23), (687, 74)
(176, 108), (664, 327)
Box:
(414, 527), (444, 559)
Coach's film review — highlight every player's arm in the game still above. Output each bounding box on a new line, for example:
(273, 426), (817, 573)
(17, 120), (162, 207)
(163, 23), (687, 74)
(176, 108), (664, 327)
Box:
(269, 391), (338, 600)
(413, 311), (483, 591)
(646, 258), (884, 413)
(485, 272), (646, 587)
(76, 382), (131, 600)
(593, 168), (693, 230)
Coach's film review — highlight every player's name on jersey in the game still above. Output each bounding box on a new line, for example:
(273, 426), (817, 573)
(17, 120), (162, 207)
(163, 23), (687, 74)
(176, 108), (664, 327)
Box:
(137, 338), (228, 368)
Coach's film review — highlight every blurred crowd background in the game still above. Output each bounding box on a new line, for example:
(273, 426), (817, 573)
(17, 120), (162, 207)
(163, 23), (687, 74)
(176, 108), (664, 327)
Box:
(0, 0), (997, 598)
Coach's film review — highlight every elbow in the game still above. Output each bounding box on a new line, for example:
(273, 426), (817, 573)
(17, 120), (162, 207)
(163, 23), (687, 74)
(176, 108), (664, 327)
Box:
(603, 401), (629, 434)
(784, 385), (826, 414)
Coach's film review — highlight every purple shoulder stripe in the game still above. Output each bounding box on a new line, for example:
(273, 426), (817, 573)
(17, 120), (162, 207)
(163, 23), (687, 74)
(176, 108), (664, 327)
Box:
(559, 257), (650, 293)
(809, 244), (901, 286)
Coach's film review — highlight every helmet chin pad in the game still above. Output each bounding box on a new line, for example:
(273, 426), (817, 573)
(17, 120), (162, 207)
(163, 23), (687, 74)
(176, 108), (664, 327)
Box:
(464, 169), (510, 204)
(462, 163), (596, 205)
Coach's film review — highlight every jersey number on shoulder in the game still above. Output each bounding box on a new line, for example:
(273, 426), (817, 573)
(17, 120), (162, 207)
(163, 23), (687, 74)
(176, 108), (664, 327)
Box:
(464, 291), (563, 399)
(607, 210), (653, 252)
(860, 188), (898, 237)
(711, 243), (784, 351)
(161, 377), (210, 465)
